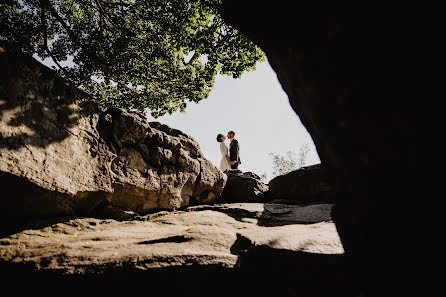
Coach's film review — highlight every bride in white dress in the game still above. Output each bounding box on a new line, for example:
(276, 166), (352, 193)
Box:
(217, 133), (231, 172)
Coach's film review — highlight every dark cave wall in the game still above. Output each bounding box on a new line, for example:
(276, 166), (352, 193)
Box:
(220, 1), (441, 295)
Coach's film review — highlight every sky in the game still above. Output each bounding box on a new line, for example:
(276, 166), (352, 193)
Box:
(146, 59), (320, 180)
(35, 55), (320, 181)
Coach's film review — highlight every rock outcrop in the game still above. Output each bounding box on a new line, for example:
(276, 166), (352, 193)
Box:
(220, 2), (441, 295)
(0, 202), (352, 296)
(267, 164), (334, 203)
(0, 40), (226, 223)
(217, 171), (269, 203)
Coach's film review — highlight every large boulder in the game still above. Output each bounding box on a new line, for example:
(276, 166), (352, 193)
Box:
(267, 164), (334, 203)
(0, 202), (351, 296)
(218, 171), (269, 203)
(220, 2), (441, 295)
(0, 41), (226, 223)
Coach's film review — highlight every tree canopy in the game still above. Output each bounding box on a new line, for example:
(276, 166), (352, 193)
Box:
(1, 0), (265, 117)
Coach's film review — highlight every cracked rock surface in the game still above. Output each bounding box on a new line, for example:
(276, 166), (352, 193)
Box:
(0, 41), (226, 220)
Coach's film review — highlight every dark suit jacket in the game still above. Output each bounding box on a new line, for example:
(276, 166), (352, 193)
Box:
(229, 139), (241, 165)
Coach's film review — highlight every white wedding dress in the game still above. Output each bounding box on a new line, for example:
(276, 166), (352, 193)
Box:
(219, 142), (231, 172)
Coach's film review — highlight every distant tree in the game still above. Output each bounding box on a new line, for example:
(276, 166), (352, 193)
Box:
(259, 172), (269, 183)
(0, 0), (264, 117)
(269, 143), (311, 178)
(297, 142), (310, 169)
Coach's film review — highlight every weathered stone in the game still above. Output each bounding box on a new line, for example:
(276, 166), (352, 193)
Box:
(0, 202), (351, 296)
(220, 2), (441, 295)
(267, 164), (334, 203)
(217, 171), (269, 203)
(0, 40), (226, 223)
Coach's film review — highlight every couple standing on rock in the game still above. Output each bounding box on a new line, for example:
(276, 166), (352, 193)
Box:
(217, 131), (241, 172)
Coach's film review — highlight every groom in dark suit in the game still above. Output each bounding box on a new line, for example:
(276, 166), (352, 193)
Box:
(227, 131), (241, 169)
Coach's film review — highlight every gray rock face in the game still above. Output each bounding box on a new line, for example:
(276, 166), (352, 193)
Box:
(0, 202), (349, 296)
(267, 164), (334, 203)
(0, 40), (226, 221)
(218, 171), (269, 203)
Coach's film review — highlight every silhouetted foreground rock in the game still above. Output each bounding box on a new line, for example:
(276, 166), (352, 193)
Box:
(267, 164), (334, 203)
(0, 203), (355, 297)
(218, 171), (269, 203)
(0, 40), (226, 222)
(220, 2), (441, 295)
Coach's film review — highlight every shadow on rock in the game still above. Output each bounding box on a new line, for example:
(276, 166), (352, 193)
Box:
(0, 40), (97, 150)
(186, 202), (333, 227)
(230, 233), (359, 297)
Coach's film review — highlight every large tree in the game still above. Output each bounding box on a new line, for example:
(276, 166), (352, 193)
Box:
(1, 0), (264, 117)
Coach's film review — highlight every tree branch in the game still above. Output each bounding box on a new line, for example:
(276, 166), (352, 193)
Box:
(185, 51), (199, 66)
(94, 0), (118, 29)
(41, 0), (79, 46)
(39, 0), (181, 98)
(40, 1), (70, 77)
(100, 63), (178, 84)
